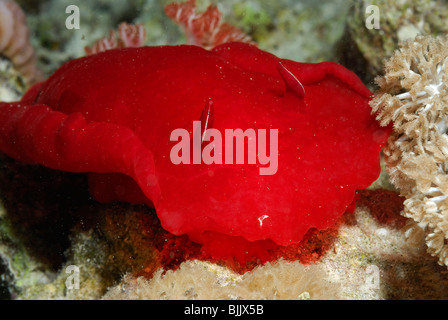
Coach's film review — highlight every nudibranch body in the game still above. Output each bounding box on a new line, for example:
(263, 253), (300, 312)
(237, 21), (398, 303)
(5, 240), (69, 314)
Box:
(0, 41), (390, 261)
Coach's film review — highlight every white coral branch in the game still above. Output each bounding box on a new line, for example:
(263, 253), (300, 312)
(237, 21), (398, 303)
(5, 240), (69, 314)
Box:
(372, 35), (448, 267)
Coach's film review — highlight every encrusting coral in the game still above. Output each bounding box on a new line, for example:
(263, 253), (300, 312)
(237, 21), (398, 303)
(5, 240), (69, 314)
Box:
(0, 0), (42, 86)
(370, 35), (448, 267)
(102, 259), (341, 300)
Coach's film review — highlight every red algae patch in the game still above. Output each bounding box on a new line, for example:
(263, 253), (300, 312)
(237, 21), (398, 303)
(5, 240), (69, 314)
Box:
(356, 189), (407, 229)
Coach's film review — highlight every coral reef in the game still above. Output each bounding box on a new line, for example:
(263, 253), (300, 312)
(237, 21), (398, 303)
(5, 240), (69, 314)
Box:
(0, 153), (192, 298)
(0, 0), (42, 85)
(339, 0), (448, 85)
(84, 23), (146, 55)
(103, 259), (341, 300)
(0, 0), (390, 265)
(371, 35), (448, 267)
(103, 202), (448, 300)
(2, 0), (448, 301)
(164, 0), (253, 49)
(218, 0), (350, 62)
(322, 204), (448, 299)
(24, 0), (351, 76)
(23, 0), (147, 76)
(2, 157), (448, 299)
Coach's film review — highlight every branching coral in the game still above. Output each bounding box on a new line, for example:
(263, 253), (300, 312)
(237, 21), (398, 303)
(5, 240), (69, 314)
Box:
(371, 35), (448, 266)
(84, 23), (146, 56)
(0, 0), (42, 86)
(86, 1), (253, 56)
(164, 0), (254, 50)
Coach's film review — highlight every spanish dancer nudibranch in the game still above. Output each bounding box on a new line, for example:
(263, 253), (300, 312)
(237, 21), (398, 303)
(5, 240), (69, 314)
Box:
(0, 0), (391, 264)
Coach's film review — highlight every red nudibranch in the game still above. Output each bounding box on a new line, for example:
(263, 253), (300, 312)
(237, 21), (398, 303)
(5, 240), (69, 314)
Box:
(0, 1), (391, 264)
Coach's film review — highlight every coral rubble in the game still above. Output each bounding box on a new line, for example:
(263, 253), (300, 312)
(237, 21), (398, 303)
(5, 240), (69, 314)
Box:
(0, 57), (26, 102)
(371, 35), (448, 267)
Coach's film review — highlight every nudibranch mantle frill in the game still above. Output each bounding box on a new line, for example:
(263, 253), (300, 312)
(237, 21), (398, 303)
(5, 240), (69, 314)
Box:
(0, 42), (390, 261)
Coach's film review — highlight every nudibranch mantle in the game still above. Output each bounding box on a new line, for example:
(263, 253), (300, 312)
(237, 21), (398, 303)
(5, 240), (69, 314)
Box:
(0, 42), (390, 261)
